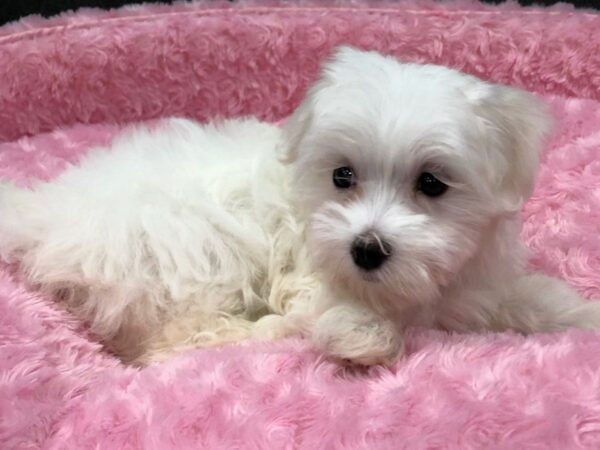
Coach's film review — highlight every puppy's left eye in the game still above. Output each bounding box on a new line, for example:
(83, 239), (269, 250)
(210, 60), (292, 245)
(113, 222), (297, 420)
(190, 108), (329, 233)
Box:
(333, 166), (356, 189)
(416, 172), (448, 197)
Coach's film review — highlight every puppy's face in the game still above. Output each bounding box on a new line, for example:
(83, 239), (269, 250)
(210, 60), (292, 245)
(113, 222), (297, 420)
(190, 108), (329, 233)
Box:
(280, 47), (549, 305)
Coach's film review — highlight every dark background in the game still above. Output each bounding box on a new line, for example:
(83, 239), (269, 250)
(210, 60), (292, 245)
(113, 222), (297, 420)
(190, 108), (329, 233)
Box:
(1, 0), (599, 26)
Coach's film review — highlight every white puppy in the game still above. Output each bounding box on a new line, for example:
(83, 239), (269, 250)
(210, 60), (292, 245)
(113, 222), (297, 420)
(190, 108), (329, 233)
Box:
(1, 47), (598, 365)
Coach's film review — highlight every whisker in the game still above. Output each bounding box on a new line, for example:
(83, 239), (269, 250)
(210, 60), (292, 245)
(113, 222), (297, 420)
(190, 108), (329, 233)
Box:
(369, 231), (392, 256)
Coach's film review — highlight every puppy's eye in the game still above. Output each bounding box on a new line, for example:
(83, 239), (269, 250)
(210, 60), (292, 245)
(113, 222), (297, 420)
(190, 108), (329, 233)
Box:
(332, 166), (355, 189)
(417, 172), (448, 197)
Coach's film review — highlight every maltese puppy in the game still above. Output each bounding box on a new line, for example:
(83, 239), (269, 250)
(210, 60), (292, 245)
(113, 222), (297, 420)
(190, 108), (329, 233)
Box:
(1, 47), (598, 365)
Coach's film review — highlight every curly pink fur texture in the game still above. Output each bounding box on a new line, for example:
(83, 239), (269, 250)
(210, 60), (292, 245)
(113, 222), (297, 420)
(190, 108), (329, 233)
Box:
(0, 1), (599, 448)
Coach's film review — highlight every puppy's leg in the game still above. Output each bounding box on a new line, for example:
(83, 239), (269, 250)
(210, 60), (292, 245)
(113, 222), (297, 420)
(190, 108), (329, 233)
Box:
(252, 313), (312, 340)
(503, 273), (600, 333)
(312, 303), (404, 366)
(135, 312), (255, 365)
(440, 273), (600, 334)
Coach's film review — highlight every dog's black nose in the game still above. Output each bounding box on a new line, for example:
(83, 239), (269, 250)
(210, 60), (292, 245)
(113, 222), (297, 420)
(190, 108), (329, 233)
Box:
(351, 233), (392, 271)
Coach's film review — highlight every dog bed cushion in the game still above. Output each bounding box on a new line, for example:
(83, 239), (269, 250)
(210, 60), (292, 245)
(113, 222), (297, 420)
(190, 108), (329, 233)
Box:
(1, 1), (600, 448)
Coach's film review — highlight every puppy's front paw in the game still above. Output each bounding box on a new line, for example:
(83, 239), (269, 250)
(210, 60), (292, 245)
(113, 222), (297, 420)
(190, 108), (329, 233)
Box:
(312, 305), (403, 366)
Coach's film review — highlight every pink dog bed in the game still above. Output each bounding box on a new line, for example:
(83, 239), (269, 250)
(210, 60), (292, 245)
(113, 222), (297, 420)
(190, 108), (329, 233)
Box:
(1, 1), (600, 448)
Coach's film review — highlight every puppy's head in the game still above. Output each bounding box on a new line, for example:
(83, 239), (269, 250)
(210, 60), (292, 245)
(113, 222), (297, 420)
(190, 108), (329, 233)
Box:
(279, 47), (549, 304)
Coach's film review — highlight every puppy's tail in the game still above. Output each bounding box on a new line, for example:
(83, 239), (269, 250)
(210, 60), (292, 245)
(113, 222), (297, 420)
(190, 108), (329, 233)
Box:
(0, 181), (33, 263)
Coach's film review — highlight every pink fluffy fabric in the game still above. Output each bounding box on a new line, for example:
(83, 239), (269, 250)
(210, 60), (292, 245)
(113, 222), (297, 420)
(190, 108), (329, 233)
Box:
(0, 1), (599, 448)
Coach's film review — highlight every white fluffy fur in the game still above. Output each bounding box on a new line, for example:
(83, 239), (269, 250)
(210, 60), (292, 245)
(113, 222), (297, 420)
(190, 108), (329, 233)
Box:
(1, 47), (599, 365)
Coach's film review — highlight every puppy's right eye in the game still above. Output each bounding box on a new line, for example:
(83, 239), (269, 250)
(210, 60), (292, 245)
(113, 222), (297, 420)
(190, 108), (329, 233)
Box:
(332, 166), (355, 189)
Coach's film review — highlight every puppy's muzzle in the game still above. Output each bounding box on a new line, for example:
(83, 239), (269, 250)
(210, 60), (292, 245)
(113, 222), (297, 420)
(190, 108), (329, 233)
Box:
(351, 231), (392, 271)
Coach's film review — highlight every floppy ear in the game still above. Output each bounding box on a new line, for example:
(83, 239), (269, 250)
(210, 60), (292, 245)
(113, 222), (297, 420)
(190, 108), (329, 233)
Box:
(276, 98), (313, 164)
(472, 85), (551, 212)
(277, 45), (364, 164)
